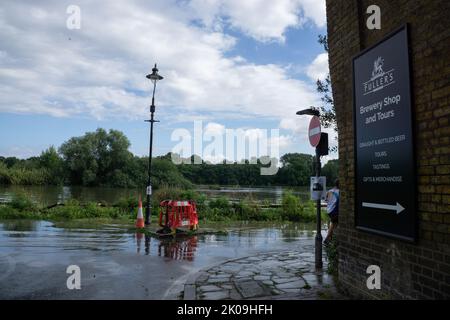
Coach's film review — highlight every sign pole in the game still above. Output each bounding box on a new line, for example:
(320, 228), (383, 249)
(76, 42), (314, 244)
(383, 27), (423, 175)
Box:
(298, 112), (325, 269)
(315, 147), (323, 270)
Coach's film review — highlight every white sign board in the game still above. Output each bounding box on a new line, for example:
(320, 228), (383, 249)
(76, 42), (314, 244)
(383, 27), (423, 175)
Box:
(310, 176), (327, 201)
(146, 185), (152, 195)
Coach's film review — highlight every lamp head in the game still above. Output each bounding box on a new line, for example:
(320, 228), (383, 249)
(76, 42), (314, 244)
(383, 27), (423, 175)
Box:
(146, 63), (164, 83)
(296, 106), (320, 117)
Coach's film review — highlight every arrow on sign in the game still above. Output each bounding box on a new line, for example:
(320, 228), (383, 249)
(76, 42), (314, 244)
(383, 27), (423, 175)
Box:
(362, 202), (405, 214)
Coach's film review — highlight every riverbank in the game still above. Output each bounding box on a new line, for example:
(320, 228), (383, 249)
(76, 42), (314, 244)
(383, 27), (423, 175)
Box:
(0, 191), (327, 223)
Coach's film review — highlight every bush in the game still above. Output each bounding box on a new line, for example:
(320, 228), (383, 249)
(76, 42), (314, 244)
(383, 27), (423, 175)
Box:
(0, 205), (34, 219)
(44, 200), (125, 220)
(210, 197), (235, 218)
(208, 197), (230, 210)
(114, 196), (139, 213)
(0, 188), (321, 223)
(0, 163), (51, 185)
(300, 200), (317, 222)
(10, 194), (36, 211)
(281, 191), (302, 221)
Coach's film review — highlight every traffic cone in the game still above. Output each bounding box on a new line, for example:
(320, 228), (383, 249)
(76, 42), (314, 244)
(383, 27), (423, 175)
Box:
(136, 196), (145, 228)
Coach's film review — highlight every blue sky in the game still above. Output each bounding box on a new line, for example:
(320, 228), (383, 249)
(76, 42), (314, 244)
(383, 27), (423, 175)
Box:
(0, 0), (335, 161)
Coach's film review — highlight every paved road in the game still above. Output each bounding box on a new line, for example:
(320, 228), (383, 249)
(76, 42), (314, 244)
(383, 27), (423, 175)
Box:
(185, 250), (342, 300)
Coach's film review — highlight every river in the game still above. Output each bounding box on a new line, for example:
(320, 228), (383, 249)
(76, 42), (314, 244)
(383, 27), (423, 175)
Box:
(0, 185), (310, 205)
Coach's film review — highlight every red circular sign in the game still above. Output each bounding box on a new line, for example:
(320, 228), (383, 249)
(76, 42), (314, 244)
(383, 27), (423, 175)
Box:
(308, 116), (321, 147)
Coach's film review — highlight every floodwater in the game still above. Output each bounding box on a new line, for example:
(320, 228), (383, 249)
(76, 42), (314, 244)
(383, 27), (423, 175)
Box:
(0, 185), (310, 206)
(0, 220), (324, 299)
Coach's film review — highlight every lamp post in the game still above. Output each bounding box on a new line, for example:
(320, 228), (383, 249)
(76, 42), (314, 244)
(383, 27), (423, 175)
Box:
(296, 106), (323, 270)
(145, 63), (163, 225)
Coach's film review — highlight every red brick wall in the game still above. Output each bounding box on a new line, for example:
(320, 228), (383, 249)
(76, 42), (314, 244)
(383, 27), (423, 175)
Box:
(326, 0), (450, 299)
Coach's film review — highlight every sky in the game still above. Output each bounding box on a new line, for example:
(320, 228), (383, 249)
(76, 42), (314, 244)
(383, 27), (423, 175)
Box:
(0, 0), (335, 163)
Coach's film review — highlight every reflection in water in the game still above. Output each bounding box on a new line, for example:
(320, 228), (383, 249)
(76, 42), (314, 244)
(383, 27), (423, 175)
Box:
(145, 235), (150, 255)
(0, 185), (142, 206)
(135, 232), (197, 260)
(1, 220), (38, 233)
(157, 237), (198, 261)
(135, 232), (144, 254)
(195, 185), (309, 203)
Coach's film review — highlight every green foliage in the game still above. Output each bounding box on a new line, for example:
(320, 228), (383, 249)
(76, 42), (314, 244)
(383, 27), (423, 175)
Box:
(277, 153), (314, 186)
(325, 238), (339, 276)
(151, 159), (192, 190)
(177, 152), (318, 187)
(316, 34), (338, 154)
(114, 196), (139, 214)
(10, 193), (36, 211)
(0, 129), (338, 189)
(281, 191), (316, 222)
(178, 158), (276, 186)
(316, 34), (336, 131)
(0, 205), (32, 219)
(281, 191), (303, 221)
(45, 201), (123, 220)
(0, 162), (50, 185)
(59, 128), (134, 186)
(322, 159), (339, 186)
(0, 130), (196, 190)
(39, 146), (64, 185)
(208, 197), (231, 210)
(0, 189), (322, 225)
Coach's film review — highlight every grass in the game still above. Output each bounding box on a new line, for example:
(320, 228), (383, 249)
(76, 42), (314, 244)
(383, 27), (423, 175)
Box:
(0, 191), (324, 224)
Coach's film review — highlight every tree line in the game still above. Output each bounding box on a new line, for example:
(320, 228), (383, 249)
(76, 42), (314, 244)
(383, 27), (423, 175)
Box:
(0, 128), (338, 188)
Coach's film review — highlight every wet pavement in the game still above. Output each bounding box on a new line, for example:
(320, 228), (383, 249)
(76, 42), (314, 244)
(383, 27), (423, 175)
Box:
(0, 220), (336, 299)
(185, 250), (343, 300)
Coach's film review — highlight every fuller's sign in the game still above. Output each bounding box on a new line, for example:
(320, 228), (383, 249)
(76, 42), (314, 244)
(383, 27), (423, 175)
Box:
(353, 25), (416, 242)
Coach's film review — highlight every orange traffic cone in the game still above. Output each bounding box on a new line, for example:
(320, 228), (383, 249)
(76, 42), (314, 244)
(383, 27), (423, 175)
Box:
(136, 197), (145, 228)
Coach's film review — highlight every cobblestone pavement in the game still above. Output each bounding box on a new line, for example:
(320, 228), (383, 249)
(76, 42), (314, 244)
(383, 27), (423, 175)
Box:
(183, 250), (346, 300)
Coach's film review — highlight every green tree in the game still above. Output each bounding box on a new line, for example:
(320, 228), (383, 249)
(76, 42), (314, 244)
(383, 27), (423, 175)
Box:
(277, 153), (314, 186)
(322, 159), (339, 186)
(39, 146), (65, 184)
(151, 156), (192, 189)
(317, 34), (336, 132)
(59, 128), (134, 186)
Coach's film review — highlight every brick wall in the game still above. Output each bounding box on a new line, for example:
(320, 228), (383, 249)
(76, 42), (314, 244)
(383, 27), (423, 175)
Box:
(326, 0), (450, 299)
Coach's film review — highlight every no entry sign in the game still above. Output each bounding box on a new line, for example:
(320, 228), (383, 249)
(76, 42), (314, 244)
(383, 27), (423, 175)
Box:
(353, 25), (416, 242)
(308, 116), (321, 147)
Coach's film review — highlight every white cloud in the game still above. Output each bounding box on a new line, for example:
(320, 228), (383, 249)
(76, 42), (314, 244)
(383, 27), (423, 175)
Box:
(297, 0), (327, 28)
(204, 122), (225, 136)
(188, 0), (326, 42)
(0, 146), (43, 159)
(306, 52), (329, 81)
(269, 134), (292, 149)
(280, 117), (310, 135)
(0, 0), (325, 134)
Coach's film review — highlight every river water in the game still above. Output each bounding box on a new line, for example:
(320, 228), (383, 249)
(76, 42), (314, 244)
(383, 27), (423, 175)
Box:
(0, 184), (324, 299)
(0, 185), (310, 205)
(0, 220), (326, 299)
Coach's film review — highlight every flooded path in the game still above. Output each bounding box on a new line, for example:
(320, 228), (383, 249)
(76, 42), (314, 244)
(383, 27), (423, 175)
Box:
(0, 220), (326, 299)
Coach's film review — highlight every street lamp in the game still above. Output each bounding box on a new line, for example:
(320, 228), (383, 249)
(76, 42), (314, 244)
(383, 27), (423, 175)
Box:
(145, 63), (163, 225)
(297, 106), (324, 270)
(296, 106), (320, 117)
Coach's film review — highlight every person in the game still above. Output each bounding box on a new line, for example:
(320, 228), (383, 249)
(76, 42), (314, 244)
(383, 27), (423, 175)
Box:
(324, 179), (339, 245)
